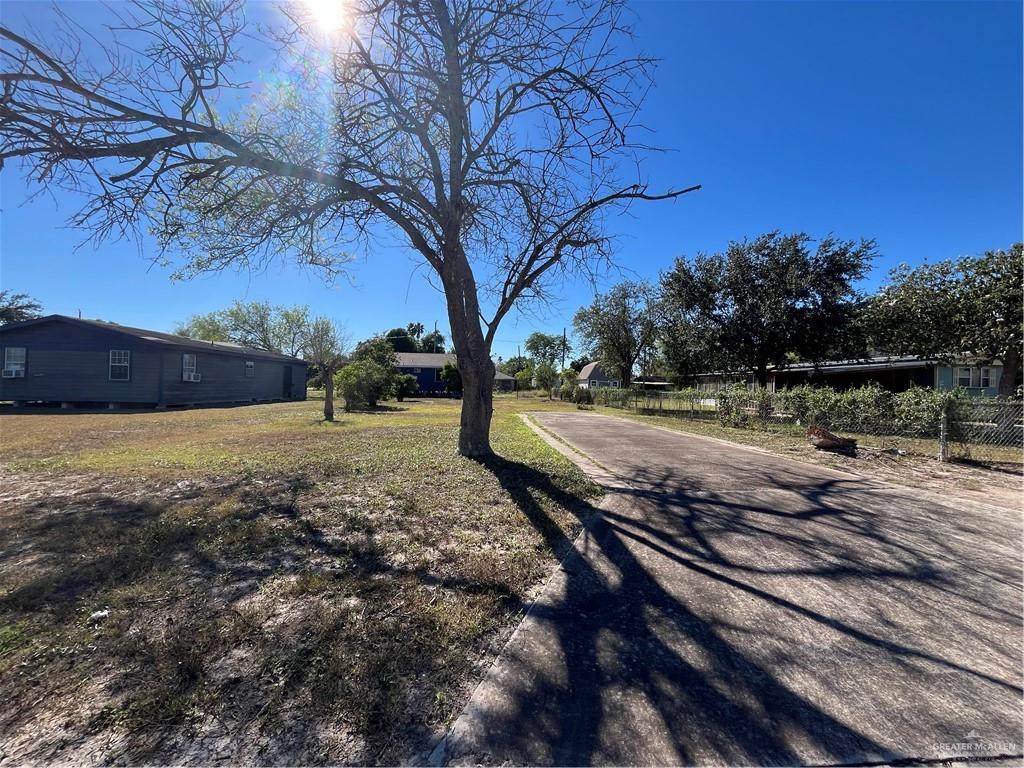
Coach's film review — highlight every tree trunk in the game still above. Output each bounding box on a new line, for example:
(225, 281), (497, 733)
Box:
(323, 369), (335, 422)
(998, 346), (1021, 398)
(442, 246), (495, 457)
(458, 356), (495, 456)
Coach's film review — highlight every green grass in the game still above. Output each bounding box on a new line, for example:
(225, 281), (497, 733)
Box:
(0, 395), (599, 764)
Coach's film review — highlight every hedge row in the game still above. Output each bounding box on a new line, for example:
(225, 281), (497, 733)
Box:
(589, 383), (977, 438)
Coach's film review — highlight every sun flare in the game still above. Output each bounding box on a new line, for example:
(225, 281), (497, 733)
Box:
(305, 0), (347, 32)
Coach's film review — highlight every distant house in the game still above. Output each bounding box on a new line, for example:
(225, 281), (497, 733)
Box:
(394, 352), (513, 394)
(493, 370), (515, 391)
(577, 361), (620, 389)
(695, 355), (1004, 396)
(0, 315), (307, 408)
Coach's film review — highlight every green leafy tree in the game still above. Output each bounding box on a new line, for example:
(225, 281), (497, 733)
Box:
(338, 361), (390, 411)
(175, 301), (311, 356)
(573, 281), (659, 388)
(419, 330), (446, 354)
(352, 335), (400, 397)
(534, 360), (557, 396)
(568, 356), (592, 373)
(395, 374), (419, 401)
(0, 290), (43, 325)
(174, 312), (233, 342)
(498, 355), (531, 376)
(440, 362), (463, 396)
(558, 367), (579, 400)
(658, 316), (719, 387)
(660, 232), (875, 387)
(0, 0), (698, 455)
(406, 322), (424, 342)
(514, 363), (535, 391)
(303, 317), (349, 421)
(524, 332), (571, 367)
(867, 243), (1023, 396)
(385, 327), (419, 353)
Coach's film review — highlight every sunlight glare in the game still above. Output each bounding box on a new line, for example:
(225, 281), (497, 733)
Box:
(305, 0), (347, 33)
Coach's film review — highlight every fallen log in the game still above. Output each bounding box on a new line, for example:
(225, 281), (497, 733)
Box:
(807, 424), (857, 455)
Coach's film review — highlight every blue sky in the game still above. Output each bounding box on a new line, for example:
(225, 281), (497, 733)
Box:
(1, 0), (1021, 362)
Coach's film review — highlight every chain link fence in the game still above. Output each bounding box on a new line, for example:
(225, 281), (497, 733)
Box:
(946, 399), (1024, 465)
(589, 385), (1023, 468)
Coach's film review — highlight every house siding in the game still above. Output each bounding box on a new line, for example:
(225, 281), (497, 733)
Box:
(935, 364), (1001, 397)
(0, 318), (307, 406)
(1, 320), (162, 403)
(159, 350), (305, 404)
(397, 366), (448, 394)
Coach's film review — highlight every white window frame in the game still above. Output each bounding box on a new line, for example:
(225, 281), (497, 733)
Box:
(956, 366), (972, 388)
(109, 350), (131, 381)
(4, 346), (26, 372)
(979, 367), (991, 388)
(182, 353), (197, 381)
(245, 360), (255, 378)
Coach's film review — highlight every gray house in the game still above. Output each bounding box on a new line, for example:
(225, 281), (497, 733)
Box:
(0, 315), (307, 408)
(577, 361), (620, 389)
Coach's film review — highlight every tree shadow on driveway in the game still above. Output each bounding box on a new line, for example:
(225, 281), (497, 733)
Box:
(469, 453), (1023, 766)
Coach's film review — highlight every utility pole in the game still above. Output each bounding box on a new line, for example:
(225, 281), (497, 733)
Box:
(561, 327), (567, 371)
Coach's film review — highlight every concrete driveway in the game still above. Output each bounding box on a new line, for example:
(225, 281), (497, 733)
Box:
(436, 412), (1023, 766)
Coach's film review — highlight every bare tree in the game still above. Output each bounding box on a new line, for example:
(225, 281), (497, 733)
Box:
(304, 316), (349, 421)
(0, 0), (698, 456)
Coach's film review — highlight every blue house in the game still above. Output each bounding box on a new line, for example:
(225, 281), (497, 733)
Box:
(394, 352), (515, 395)
(1, 315), (307, 408)
(395, 352), (457, 394)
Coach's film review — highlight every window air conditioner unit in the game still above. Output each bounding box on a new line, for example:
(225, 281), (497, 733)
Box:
(2, 369), (24, 378)
(184, 372), (202, 382)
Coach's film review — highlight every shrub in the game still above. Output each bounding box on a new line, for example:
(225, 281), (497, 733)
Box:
(337, 360), (390, 411)
(893, 386), (957, 437)
(573, 387), (593, 405)
(395, 374), (418, 402)
(715, 384), (751, 427)
(440, 362), (462, 396)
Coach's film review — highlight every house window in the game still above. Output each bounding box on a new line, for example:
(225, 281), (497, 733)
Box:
(182, 353), (198, 382)
(979, 367), (991, 388)
(413, 367), (421, 373)
(956, 367), (972, 388)
(245, 360), (255, 378)
(3, 347), (26, 376)
(109, 350), (130, 381)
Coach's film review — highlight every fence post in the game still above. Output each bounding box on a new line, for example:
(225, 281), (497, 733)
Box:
(938, 405), (949, 463)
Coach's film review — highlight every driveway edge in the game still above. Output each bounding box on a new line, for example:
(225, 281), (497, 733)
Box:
(426, 413), (617, 766)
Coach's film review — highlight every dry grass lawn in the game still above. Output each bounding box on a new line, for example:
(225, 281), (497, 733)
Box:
(0, 394), (598, 764)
